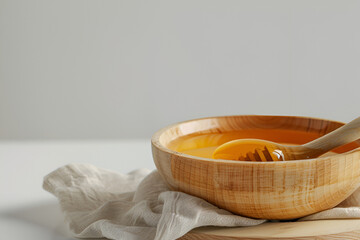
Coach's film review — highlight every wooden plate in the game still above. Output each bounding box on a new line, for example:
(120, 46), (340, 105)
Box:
(180, 219), (360, 240)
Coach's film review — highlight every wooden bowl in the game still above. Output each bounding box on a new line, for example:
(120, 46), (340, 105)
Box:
(151, 115), (360, 220)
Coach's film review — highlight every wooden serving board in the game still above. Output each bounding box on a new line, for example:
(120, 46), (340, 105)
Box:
(180, 219), (360, 240)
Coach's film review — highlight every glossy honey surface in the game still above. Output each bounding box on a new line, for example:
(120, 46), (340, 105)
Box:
(168, 129), (355, 159)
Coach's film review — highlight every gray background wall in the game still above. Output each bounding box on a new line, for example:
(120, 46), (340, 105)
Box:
(1, 0), (359, 139)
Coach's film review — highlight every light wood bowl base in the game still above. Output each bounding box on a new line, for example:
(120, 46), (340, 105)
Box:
(180, 219), (360, 240)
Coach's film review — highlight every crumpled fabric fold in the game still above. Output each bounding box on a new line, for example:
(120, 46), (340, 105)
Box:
(43, 163), (360, 240)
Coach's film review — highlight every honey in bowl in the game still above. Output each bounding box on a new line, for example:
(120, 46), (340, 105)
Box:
(153, 116), (360, 219)
(168, 129), (356, 160)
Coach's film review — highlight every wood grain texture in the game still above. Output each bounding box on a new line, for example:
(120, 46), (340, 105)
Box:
(151, 115), (360, 219)
(180, 219), (360, 240)
(303, 116), (360, 153)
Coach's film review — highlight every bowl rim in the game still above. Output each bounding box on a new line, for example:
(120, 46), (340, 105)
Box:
(151, 114), (359, 164)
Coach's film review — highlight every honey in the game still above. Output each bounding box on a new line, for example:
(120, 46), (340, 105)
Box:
(168, 129), (356, 159)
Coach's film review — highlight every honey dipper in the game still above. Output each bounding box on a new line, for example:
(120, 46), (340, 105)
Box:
(213, 116), (360, 161)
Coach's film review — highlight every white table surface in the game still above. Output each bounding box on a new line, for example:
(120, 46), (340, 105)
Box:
(0, 139), (155, 239)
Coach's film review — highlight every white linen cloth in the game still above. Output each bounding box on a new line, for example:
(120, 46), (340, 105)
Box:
(43, 163), (360, 240)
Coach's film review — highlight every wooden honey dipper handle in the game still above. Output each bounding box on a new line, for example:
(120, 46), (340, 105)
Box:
(213, 116), (360, 161)
(303, 116), (360, 154)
